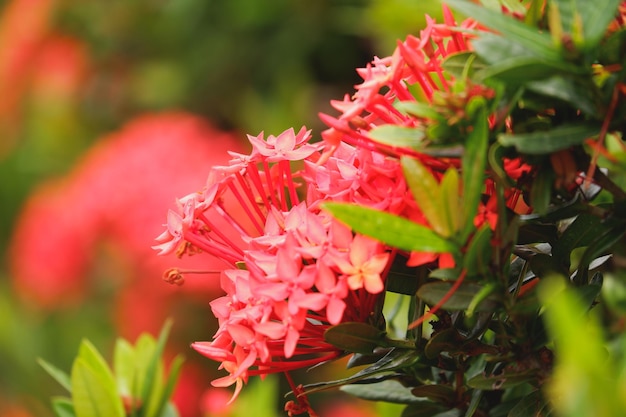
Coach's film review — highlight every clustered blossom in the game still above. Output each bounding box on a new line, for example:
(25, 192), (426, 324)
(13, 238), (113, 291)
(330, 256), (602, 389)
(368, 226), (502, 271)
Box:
(155, 7), (533, 411)
(154, 127), (405, 402)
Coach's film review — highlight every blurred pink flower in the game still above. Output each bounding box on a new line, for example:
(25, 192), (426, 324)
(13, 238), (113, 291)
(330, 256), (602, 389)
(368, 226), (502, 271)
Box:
(10, 111), (246, 335)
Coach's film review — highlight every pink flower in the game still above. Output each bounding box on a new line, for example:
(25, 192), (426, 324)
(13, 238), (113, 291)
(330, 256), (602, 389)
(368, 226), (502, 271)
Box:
(331, 234), (390, 294)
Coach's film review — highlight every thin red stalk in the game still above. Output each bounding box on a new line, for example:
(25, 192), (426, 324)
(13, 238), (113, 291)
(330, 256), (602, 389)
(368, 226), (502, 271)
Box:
(235, 171), (267, 226)
(198, 213), (245, 257)
(263, 160), (281, 208)
(227, 181), (265, 234)
(184, 233), (242, 265)
(408, 269), (467, 330)
(245, 164), (273, 213)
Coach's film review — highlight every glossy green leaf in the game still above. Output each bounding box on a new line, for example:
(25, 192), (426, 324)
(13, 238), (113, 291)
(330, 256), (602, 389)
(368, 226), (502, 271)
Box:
(424, 328), (463, 359)
(572, 222), (626, 284)
(463, 225), (493, 276)
(471, 33), (536, 65)
(368, 125), (427, 149)
(507, 390), (549, 417)
(341, 379), (427, 404)
(529, 167), (554, 216)
(71, 357), (125, 417)
(552, 213), (604, 268)
(324, 322), (387, 354)
(445, 0), (559, 60)
(466, 283), (499, 317)
(411, 384), (456, 404)
(39, 358), (72, 393)
(301, 349), (420, 395)
(323, 202), (459, 253)
(526, 76), (599, 118)
(417, 282), (500, 311)
(440, 168), (461, 236)
(467, 370), (537, 390)
(461, 99), (488, 241)
(401, 403), (449, 417)
(529, 253), (567, 280)
(498, 124), (599, 153)
(401, 156), (450, 237)
(51, 397), (76, 417)
(475, 56), (581, 85)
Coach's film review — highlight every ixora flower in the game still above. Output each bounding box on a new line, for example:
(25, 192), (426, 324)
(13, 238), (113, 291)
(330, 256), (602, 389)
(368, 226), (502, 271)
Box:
(154, 7), (541, 415)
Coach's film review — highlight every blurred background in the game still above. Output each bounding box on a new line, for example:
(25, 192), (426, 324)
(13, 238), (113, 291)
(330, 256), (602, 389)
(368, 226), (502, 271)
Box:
(0, 0), (442, 415)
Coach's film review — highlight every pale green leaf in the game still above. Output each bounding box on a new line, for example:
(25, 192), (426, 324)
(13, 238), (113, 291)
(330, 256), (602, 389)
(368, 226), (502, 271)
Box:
(401, 156), (450, 237)
(71, 358), (124, 417)
(323, 203), (459, 254)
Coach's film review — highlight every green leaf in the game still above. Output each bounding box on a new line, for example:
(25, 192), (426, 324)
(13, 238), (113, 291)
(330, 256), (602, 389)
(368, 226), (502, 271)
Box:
(341, 379), (427, 404)
(159, 403), (180, 417)
(152, 355), (184, 417)
(475, 56), (582, 85)
(324, 322), (387, 354)
(507, 390), (549, 417)
(77, 340), (119, 403)
(396, 101), (442, 120)
(113, 338), (135, 398)
(463, 225), (493, 276)
(529, 166), (554, 215)
(445, 0), (559, 60)
(51, 397), (76, 417)
(467, 370), (537, 390)
(497, 123), (599, 153)
(71, 357), (125, 417)
(368, 125), (427, 149)
(440, 168), (461, 236)
(132, 333), (157, 403)
(572, 221), (626, 284)
(466, 283), (499, 317)
(301, 349), (420, 395)
(442, 52), (487, 79)
(411, 384), (456, 404)
(401, 156), (450, 237)
(323, 203), (459, 254)
(576, 0), (624, 50)
(526, 76), (599, 118)
(461, 99), (488, 241)
(417, 282), (500, 311)
(471, 33), (537, 65)
(142, 319), (173, 417)
(538, 278), (625, 415)
(401, 404), (458, 417)
(552, 213), (604, 268)
(39, 358), (72, 393)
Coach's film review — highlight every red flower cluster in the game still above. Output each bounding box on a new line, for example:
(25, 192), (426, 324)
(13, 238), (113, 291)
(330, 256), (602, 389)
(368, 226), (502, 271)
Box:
(155, 7), (533, 412)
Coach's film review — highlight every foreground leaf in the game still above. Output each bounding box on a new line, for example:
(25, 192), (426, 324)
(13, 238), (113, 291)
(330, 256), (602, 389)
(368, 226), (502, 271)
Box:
(323, 203), (459, 253)
(71, 357), (125, 417)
